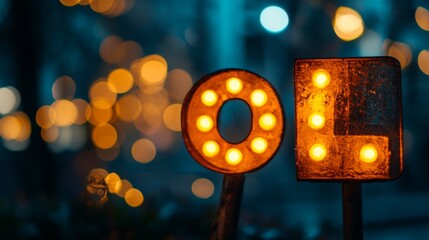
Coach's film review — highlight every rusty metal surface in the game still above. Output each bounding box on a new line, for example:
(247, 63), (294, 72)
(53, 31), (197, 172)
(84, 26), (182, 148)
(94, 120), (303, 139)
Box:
(294, 57), (403, 181)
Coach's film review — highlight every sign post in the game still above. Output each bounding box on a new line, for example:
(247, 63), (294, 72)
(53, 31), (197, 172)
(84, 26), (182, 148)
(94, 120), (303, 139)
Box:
(294, 57), (403, 239)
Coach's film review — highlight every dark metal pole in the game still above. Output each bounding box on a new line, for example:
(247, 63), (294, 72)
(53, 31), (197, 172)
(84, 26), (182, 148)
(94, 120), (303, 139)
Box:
(210, 174), (245, 240)
(342, 182), (363, 240)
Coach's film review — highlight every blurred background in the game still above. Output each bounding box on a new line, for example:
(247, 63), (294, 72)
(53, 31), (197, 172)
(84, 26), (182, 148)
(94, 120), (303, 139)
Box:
(1, 0), (429, 239)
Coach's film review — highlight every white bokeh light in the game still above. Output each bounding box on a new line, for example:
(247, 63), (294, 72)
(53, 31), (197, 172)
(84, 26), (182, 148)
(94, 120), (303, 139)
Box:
(260, 6), (289, 33)
(0, 86), (20, 115)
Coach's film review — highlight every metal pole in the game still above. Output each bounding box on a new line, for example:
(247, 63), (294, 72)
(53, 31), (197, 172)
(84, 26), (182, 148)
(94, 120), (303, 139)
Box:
(342, 182), (363, 240)
(210, 174), (245, 240)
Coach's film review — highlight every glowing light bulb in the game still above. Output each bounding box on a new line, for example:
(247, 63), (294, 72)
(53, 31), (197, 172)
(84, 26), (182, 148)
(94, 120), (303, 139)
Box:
(312, 69), (330, 89)
(196, 115), (214, 132)
(201, 90), (218, 106)
(308, 113), (325, 129)
(259, 113), (277, 130)
(251, 137), (268, 154)
(202, 140), (220, 157)
(250, 89), (268, 107)
(309, 143), (327, 161)
(359, 144), (378, 163)
(226, 77), (243, 94)
(225, 148), (243, 165)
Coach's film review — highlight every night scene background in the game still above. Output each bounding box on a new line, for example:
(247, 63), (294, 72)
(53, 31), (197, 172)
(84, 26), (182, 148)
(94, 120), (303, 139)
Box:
(1, 0), (429, 239)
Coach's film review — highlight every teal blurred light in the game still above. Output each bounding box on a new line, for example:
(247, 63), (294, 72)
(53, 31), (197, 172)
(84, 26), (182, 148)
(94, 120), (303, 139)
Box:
(260, 6), (289, 33)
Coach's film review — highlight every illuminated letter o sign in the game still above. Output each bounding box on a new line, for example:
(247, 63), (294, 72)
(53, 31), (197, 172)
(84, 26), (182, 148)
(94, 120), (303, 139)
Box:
(181, 69), (285, 174)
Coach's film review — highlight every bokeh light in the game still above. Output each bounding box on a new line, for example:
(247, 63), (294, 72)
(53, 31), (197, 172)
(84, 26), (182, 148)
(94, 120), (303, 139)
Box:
(51, 99), (78, 127)
(418, 50), (429, 75)
(165, 69), (193, 103)
(60, 0), (81, 7)
(163, 104), (182, 132)
(387, 41), (412, 69)
(260, 6), (289, 33)
(89, 80), (117, 109)
(41, 126), (59, 143)
(99, 36), (123, 64)
(117, 179), (133, 198)
(0, 86), (20, 115)
(134, 103), (163, 135)
(92, 123), (117, 149)
(60, 125), (87, 151)
(416, 7), (429, 31)
(1, 116), (21, 140)
(90, 0), (115, 13)
(78, 0), (92, 6)
(36, 105), (55, 129)
(52, 76), (76, 100)
(107, 68), (134, 94)
(333, 6), (365, 41)
(125, 188), (144, 207)
(140, 55), (168, 86)
(89, 105), (113, 125)
(115, 94), (141, 122)
(114, 40), (142, 67)
(131, 138), (157, 163)
(105, 172), (122, 194)
(0, 112), (31, 141)
(72, 99), (91, 125)
(191, 178), (214, 199)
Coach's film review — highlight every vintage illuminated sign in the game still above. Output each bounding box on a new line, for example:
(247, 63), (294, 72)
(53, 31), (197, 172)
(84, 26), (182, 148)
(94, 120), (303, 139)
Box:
(181, 69), (284, 174)
(294, 57), (403, 181)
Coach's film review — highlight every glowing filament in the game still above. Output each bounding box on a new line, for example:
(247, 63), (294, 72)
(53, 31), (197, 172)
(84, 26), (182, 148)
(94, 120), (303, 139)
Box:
(309, 143), (327, 161)
(226, 77), (243, 94)
(196, 115), (214, 132)
(225, 148), (243, 165)
(251, 137), (268, 154)
(201, 90), (218, 106)
(359, 144), (378, 163)
(259, 113), (277, 131)
(202, 141), (220, 157)
(312, 69), (330, 89)
(250, 89), (268, 107)
(308, 113), (325, 129)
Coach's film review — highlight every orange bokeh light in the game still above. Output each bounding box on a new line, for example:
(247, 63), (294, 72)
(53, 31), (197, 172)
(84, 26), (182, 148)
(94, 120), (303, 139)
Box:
(51, 99), (78, 127)
(115, 94), (141, 122)
(92, 123), (117, 149)
(108, 68), (134, 94)
(89, 80), (117, 109)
